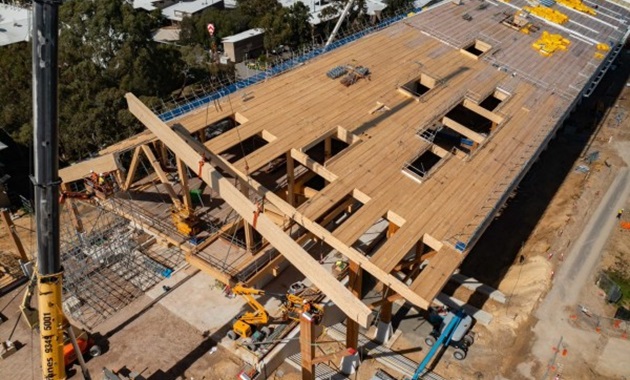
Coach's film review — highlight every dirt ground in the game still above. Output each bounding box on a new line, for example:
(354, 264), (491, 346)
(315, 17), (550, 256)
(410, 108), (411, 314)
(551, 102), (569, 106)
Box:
(440, 51), (630, 380)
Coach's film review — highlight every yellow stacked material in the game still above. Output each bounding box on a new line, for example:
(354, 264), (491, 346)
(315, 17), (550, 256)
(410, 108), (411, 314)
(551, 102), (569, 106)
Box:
(523, 5), (569, 24)
(596, 43), (610, 51)
(532, 31), (571, 57)
(556, 0), (596, 15)
(594, 52), (605, 59)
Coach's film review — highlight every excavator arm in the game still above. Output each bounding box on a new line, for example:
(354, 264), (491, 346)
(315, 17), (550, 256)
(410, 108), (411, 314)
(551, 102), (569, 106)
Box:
(229, 284), (270, 338)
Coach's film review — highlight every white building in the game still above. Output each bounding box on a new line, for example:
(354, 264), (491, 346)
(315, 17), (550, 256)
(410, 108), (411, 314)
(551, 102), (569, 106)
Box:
(0, 3), (31, 46)
(221, 28), (264, 62)
(133, 0), (224, 23)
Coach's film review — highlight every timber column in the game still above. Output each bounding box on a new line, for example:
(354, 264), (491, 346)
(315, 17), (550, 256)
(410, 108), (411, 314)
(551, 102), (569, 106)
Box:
(341, 260), (362, 374)
(300, 312), (316, 380)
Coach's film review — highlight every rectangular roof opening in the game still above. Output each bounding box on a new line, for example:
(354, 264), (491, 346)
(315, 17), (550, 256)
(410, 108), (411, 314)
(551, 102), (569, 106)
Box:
(301, 126), (360, 166)
(202, 113), (247, 142)
(479, 89), (510, 111)
(315, 190), (367, 233)
(352, 211), (406, 256)
(461, 40), (492, 59)
(403, 144), (452, 183)
(219, 130), (275, 163)
(398, 73), (438, 100)
(445, 103), (494, 136)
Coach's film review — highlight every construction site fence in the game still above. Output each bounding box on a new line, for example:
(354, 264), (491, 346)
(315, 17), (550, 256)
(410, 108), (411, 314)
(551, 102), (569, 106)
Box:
(156, 6), (425, 122)
(569, 305), (630, 340)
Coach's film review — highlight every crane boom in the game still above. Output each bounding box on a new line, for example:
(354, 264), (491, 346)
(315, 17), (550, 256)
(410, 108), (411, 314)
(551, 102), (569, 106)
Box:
(325, 0), (355, 48)
(32, 0), (66, 378)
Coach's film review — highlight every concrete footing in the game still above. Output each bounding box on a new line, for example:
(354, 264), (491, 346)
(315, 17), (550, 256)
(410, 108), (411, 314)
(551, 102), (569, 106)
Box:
(340, 353), (361, 375)
(374, 321), (394, 343)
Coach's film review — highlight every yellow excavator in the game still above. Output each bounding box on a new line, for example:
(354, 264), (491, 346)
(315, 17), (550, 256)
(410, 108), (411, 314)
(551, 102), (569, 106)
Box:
(226, 284), (323, 351)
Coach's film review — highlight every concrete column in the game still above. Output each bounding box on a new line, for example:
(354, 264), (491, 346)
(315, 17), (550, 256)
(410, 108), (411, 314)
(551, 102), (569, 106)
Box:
(375, 298), (394, 343)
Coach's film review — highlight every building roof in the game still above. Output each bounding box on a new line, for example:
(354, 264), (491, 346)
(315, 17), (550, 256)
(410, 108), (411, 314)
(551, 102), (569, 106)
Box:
(0, 4), (30, 46)
(66, 0), (630, 308)
(222, 28), (264, 43)
(161, 0), (223, 22)
(132, 0), (159, 12)
(153, 26), (181, 42)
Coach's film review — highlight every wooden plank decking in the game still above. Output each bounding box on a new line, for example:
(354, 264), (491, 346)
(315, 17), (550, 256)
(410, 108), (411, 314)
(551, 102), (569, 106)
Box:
(61, 0), (629, 311)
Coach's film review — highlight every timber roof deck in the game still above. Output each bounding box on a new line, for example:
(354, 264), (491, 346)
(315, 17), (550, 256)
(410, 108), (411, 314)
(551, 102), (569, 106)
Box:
(61, 0), (630, 309)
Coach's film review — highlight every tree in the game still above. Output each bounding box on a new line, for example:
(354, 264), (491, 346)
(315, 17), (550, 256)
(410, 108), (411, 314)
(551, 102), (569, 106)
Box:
(237, 0), (282, 24)
(286, 2), (313, 48)
(180, 8), (251, 48)
(0, 43), (32, 146)
(382, 0), (415, 16)
(258, 8), (292, 51)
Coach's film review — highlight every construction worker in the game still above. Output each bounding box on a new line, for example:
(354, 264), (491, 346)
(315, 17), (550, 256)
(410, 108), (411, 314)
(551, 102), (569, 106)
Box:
(98, 173), (106, 186)
(90, 170), (98, 184)
(617, 208), (624, 219)
(303, 299), (312, 314)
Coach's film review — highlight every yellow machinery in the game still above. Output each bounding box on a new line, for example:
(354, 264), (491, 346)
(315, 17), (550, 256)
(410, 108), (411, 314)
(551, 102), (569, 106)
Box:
(226, 284), (270, 341)
(84, 171), (116, 200)
(226, 284), (324, 351)
(171, 207), (202, 237)
(282, 294), (324, 324)
(20, 271), (39, 329)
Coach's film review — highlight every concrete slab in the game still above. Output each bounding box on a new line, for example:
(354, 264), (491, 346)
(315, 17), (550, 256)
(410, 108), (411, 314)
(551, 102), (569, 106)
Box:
(595, 337), (630, 378)
(150, 271), (246, 333)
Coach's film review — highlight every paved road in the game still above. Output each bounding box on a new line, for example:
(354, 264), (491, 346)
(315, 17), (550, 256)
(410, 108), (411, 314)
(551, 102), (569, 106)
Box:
(524, 168), (630, 379)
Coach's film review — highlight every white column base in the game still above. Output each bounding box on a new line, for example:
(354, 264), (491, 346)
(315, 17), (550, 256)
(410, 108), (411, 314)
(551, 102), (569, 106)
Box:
(374, 321), (394, 344)
(339, 352), (361, 375)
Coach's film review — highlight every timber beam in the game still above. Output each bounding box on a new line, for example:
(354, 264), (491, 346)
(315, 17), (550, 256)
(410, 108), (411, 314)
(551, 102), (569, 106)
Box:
(126, 93), (373, 327)
(166, 118), (431, 312)
(123, 146), (142, 190)
(141, 145), (182, 209)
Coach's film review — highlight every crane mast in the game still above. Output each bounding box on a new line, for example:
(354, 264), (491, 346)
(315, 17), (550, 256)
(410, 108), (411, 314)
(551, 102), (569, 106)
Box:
(32, 0), (66, 378)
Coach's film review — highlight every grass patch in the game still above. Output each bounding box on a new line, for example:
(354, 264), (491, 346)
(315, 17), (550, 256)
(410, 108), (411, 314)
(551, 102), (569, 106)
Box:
(605, 270), (630, 306)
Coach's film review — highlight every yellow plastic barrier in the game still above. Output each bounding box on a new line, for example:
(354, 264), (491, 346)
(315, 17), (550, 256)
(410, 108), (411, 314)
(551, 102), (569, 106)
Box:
(596, 43), (610, 51)
(532, 31), (571, 57)
(556, 0), (596, 15)
(523, 5), (569, 24)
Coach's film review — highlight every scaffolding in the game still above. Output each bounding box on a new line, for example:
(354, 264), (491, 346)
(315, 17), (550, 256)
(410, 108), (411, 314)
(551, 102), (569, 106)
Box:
(58, 201), (184, 328)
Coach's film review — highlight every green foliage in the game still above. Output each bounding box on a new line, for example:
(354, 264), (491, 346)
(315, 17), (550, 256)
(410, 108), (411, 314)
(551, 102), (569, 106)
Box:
(237, 0), (282, 24)
(0, 43), (32, 146)
(606, 270), (630, 306)
(0, 0), (209, 161)
(181, 0), (312, 53)
(382, 0), (415, 16)
(180, 8), (251, 47)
